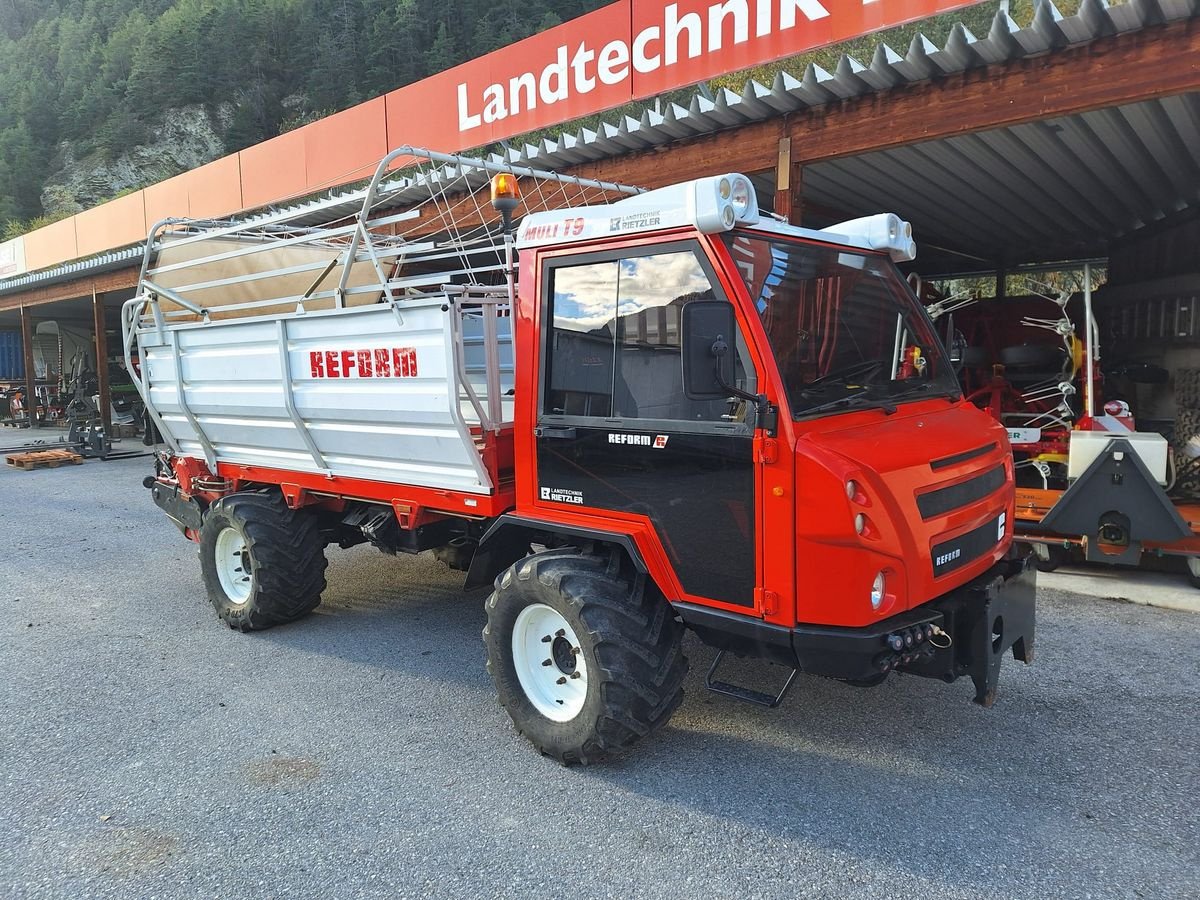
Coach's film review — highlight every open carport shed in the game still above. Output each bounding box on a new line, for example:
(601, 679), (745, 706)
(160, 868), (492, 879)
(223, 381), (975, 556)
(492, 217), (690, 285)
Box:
(0, 269), (140, 435)
(554, 4), (1198, 280)
(794, 93), (1198, 275)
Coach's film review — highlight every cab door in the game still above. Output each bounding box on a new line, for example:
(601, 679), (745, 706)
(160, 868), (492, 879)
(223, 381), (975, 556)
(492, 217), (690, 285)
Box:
(532, 240), (766, 611)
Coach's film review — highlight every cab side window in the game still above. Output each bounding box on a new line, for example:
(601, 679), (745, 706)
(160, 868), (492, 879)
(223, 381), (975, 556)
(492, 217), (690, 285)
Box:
(545, 246), (756, 425)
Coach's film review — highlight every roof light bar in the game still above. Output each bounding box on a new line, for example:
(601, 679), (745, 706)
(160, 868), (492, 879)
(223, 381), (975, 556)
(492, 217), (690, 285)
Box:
(824, 213), (917, 262)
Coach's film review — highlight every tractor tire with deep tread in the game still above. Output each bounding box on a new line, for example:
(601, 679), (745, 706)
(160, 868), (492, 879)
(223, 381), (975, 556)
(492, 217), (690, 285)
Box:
(198, 491), (328, 631)
(483, 548), (687, 765)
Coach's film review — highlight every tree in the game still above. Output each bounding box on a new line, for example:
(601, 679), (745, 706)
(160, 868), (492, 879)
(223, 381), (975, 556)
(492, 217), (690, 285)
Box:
(0, 0), (617, 221)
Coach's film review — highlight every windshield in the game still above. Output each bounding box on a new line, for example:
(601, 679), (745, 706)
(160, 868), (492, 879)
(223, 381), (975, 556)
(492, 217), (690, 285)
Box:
(722, 233), (960, 418)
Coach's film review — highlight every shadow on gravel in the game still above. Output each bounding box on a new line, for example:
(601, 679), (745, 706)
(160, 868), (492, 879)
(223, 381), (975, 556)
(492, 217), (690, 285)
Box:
(250, 546), (494, 687)
(242, 548), (1197, 892)
(574, 599), (1196, 891)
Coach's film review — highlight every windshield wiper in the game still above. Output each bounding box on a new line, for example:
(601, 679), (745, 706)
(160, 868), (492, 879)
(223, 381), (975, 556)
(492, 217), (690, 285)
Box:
(800, 360), (884, 393)
(798, 389), (897, 418)
(888, 381), (960, 403)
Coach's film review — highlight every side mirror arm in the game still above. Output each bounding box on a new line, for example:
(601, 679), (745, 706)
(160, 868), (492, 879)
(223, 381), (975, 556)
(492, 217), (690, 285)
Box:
(711, 337), (776, 436)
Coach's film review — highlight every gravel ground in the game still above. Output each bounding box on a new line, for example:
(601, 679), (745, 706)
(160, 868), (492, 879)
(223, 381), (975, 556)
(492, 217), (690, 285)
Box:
(1, 455), (1198, 899)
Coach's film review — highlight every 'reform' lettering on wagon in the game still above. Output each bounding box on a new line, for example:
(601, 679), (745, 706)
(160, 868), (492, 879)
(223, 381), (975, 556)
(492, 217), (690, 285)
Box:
(309, 348), (418, 378)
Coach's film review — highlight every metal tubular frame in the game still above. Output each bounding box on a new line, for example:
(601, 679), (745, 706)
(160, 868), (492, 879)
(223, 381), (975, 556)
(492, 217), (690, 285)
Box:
(121, 145), (641, 478)
(168, 330), (217, 470)
(121, 296), (176, 452)
(276, 318), (331, 476)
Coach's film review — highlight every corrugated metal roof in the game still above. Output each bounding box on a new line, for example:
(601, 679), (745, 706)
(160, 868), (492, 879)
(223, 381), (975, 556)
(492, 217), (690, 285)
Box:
(1, 0), (1195, 296)
(802, 92), (1200, 271)
(0, 244), (146, 297)
(501, 0), (1197, 168)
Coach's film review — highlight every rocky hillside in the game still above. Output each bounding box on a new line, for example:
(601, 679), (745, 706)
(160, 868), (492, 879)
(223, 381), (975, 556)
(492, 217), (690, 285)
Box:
(0, 0), (600, 229)
(41, 104), (234, 217)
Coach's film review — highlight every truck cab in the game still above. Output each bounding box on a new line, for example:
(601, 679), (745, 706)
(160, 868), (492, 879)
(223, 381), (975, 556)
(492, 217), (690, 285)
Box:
(491, 173), (1033, 705)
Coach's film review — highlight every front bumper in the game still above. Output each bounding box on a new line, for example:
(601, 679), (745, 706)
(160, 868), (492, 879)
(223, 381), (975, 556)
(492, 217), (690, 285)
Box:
(678, 546), (1036, 705)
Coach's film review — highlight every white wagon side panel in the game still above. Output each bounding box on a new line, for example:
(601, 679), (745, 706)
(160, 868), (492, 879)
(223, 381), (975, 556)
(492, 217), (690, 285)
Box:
(138, 299), (512, 494)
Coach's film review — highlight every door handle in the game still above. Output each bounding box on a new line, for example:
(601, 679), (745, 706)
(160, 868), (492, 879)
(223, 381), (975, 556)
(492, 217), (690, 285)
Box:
(535, 425), (577, 439)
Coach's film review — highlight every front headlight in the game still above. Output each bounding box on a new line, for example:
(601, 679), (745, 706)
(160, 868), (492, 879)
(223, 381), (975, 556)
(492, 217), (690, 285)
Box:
(870, 571), (885, 610)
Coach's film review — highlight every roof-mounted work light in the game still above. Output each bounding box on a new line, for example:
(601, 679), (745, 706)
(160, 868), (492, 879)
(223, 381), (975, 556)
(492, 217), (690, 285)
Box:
(824, 213), (917, 262)
(491, 173), (521, 234)
(695, 173), (760, 233)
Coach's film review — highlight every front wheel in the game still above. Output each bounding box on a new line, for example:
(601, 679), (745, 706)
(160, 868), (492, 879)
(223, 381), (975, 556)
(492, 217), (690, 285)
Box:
(198, 492), (328, 631)
(483, 549), (687, 765)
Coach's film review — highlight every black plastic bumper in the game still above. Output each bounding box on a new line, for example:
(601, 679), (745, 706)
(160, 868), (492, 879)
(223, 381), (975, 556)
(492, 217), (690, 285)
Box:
(677, 547), (1036, 706)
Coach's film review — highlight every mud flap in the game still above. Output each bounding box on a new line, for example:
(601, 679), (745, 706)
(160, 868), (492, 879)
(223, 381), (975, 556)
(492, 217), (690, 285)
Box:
(147, 479), (204, 532)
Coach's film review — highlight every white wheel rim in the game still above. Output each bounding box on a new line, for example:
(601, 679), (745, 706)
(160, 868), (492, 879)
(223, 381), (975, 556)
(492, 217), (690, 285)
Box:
(214, 526), (253, 605)
(512, 603), (588, 722)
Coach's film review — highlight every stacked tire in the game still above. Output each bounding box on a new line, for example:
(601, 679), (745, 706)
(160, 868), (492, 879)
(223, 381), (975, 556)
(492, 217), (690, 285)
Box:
(1173, 368), (1200, 499)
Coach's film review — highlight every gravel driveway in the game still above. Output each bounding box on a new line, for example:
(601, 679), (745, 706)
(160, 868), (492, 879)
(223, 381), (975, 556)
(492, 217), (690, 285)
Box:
(1, 456), (1197, 899)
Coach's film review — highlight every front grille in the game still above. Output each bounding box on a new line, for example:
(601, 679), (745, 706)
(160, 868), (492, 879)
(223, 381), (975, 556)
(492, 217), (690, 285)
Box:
(931, 513), (1004, 577)
(930, 442), (997, 470)
(917, 464), (1006, 519)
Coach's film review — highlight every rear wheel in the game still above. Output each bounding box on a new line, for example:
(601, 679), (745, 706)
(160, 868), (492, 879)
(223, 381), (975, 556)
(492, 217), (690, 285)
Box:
(199, 492), (327, 631)
(1035, 545), (1070, 573)
(483, 549), (687, 764)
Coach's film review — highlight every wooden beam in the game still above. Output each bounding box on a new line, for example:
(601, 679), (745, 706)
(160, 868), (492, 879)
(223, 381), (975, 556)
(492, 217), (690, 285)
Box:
(773, 138), (804, 224)
(572, 122), (783, 189)
(569, 18), (1200, 186)
(93, 290), (111, 433)
(20, 305), (37, 429)
(0, 267), (139, 312)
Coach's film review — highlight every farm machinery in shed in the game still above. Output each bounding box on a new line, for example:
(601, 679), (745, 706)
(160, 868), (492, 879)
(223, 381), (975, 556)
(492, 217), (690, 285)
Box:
(924, 271), (1199, 584)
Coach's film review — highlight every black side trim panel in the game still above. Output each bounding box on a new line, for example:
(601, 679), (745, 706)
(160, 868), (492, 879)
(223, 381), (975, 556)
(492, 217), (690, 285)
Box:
(536, 428), (755, 607)
(917, 465), (1006, 519)
(931, 442), (997, 470)
(674, 602), (797, 668)
(465, 514), (648, 590)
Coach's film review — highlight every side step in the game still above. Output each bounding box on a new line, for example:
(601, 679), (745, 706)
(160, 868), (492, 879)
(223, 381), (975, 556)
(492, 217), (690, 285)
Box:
(705, 649), (798, 708)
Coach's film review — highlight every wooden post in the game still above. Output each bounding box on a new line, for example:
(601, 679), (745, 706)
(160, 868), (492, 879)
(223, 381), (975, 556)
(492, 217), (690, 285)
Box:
(19, 305), (37, 428)
(92, 287), (111, 433)
(773, 137), (803, 224)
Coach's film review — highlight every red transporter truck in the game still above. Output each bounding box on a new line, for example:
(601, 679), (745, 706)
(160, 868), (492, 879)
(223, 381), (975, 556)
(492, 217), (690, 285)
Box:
(123, 147), (1035, 763)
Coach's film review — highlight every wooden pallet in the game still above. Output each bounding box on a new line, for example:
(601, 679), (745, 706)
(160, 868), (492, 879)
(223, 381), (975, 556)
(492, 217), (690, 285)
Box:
(5, 449), (85, 470)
